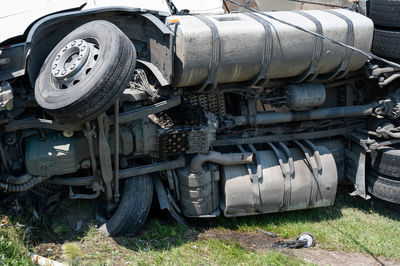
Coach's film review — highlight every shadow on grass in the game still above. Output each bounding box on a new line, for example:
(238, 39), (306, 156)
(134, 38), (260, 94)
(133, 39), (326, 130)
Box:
(113, 183), (400, 254)
(1, 191), (95, 253)
(2, 183), (399, 257)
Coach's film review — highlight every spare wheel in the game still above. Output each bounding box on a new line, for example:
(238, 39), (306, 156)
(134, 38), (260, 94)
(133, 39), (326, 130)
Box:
(35, 20), (136, 123)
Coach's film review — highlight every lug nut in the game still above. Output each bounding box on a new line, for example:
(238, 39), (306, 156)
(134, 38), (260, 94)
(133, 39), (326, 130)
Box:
(70, 64), (76, 70)
(71, 41), (76, 46)
(52, 64), (57, 69)
(78, 55), (83, 60)
(54, 69), (60, 75)
(62, 46), (67, 52)
(55, 55), (60, 61)
(78, 40), (83, 46)
(62, 70), (67, 75)
(81, 46), (86, 51)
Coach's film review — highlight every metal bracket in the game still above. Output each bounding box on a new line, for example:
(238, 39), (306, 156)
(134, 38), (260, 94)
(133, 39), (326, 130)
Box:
(268, 142), (292, 210)
(349, 149), (370, 200)
(238, 144), (263, 212)
(153, 176), (187, 226)
(347, 135), (371, 200)
(294, 140), (321, 207)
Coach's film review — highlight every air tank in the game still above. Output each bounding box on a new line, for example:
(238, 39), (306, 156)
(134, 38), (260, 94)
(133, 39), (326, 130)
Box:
(169, 9), (374, 88)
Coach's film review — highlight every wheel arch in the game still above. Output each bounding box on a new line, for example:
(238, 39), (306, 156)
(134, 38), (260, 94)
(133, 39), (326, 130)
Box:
(26, 8), (174, 87)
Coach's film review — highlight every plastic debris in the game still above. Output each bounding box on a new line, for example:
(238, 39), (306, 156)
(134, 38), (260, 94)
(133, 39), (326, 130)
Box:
(272, 232), (315, 249)
(30, 253), (65, 266)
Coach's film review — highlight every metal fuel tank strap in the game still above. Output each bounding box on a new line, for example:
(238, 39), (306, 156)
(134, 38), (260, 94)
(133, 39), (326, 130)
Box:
(268, 143), (291, 211)
(238, 144), (263, 212)
(278, 142), (295, 209)
(244, 13), (273, 88)
(294, 140), (320, 207)
(291, 11), (324, 83)
(318, 10), (355, 81)
(195, 15), (220, 91)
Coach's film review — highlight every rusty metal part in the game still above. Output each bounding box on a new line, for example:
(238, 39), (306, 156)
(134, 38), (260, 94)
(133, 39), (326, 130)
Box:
(84, 122), (99, 184)
(118, 159), (185, 179)
(3, 96), (181, 132)
(97, 113), (113, 202)
(214, 123), (362, 146)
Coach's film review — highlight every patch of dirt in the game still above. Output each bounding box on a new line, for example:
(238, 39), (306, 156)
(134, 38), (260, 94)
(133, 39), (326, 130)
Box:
(286, 248), (400, 266)
(33, 243), (63, 261)
(200, 229), (400, 265)
(52, 199), (95, 233)
(199, 229), (276, 251)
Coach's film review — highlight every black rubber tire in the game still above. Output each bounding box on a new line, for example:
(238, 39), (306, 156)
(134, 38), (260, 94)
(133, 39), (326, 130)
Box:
(99, 175), (153, 237)
(369, 147), (400, 178)
(370, 0), (400, 28)
(372, 28), (400, 59)
(366, 169), (400, 204)
(35, 20), (136, 123)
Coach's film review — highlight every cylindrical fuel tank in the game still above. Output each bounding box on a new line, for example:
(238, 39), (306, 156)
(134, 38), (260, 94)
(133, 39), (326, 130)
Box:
(220, 146), (337, 217)
(169, 9), (374, 87)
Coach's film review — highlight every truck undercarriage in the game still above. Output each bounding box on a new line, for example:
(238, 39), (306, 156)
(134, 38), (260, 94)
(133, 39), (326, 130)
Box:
(0, 0), (399, 236)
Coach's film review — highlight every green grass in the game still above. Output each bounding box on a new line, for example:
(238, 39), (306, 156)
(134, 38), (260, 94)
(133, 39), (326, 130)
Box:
(210, 188), (400, 259)
(1, 186), (400, 265)
(0, 217), (33, 265)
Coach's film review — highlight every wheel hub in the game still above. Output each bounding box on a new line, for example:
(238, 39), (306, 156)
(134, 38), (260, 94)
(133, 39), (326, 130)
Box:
(52, 39), (90, 79)
(51, 39), (99, 89)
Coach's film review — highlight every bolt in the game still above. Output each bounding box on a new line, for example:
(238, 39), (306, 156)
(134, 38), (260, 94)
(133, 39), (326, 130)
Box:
(78, 55), (83, 60)
(55, 55), (60, 61)
(54, 69), (60, 75)
(81, 46), (86, 51)
(78, 40), (83, 46)
(71, 40), (76, 46)
(52, 64), (57, 69)
(70, 64), (76, 70)
(62, 70), (67, 75)
(62, 46), (68, 52)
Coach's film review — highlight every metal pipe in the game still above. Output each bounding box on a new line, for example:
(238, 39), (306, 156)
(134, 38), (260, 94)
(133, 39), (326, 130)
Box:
(190, 151), (254, 172)
(379, 73), (400, 87)
(69, 186), (101, 200)
(233, 102), (379, 127)
(114, 100), (120, 203)
(48, 176), (94, 186)
(118, 159), (185, 179)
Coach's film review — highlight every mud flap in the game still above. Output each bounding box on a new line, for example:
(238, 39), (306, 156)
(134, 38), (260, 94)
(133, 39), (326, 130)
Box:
(345, 144), (371, 200)
(153, 176), (187, 226)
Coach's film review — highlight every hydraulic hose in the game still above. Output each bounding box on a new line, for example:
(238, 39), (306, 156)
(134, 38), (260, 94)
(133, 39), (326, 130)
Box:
(1, 174), (33, 185)
(0, 175), (45, 192)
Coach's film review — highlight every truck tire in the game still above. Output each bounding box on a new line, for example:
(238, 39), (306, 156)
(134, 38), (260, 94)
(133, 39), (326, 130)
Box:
(370, 0), (400, 28)
(367, 169), (400, 204)
(99, 175), (153, 236)
(35, 20), (136, 123)
(372, 28), (400, 59)
(369, 147), (400, 178)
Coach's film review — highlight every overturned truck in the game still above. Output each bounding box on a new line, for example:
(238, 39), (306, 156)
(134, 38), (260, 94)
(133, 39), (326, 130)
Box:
(0, 0), (399, 236)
